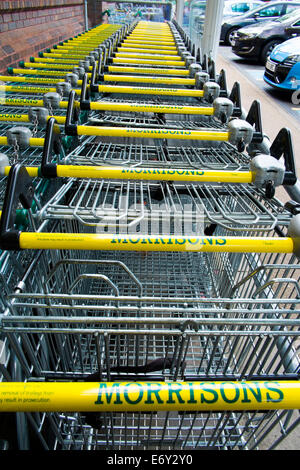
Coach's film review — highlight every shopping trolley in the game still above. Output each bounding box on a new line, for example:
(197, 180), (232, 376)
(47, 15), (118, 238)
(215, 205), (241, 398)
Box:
(78, 23), (255, 139)
(0, 88), (87, 145)
(1, 24), (124, 102)
(0, 162), (300, 449)
(0, 123), (65, 297)
(0, 115), (295, 244)
(63, 88), (270, 174)
(78, 71), (244, 131)
(92, 21), (228, 105)
(0, 19), (299, 452)
(9, 24), (122, 80)
(1, 110), (284, 199)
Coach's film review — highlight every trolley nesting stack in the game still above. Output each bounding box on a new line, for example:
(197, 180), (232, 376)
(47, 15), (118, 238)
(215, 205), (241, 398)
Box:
(0, 19), (299, 451)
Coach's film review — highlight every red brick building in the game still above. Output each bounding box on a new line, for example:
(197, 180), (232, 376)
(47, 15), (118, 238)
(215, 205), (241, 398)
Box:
(0, 1), (103, 74)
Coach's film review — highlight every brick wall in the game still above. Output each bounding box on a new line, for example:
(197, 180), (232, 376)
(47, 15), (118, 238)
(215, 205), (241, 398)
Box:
(0, 0), (87, 74)
(87, 0), (103, 28)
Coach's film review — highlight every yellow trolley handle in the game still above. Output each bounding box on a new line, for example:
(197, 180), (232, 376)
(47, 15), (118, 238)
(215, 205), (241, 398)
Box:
(0, 381), (299, 413)
(1, 152), (287, 192)
(0, 85), (82, 96)
(106, 66), (190, 76)
(30, 57), (86, 65)
(87, 101), (214, 116)
(122, 38), (176, 45)
(2, 165), (253, 184)
(96, 84), (204, 97)
(111, 58), (186, 67)
(114, 53), (182, 61)
(102, 74), (195, 86)
(42, 52), (98, 59)
(1, 75), (83, 87)
(0, 97), (70, 109)
(7, 68), (92, 79)
(128, 34), (174, 40)
(0, 113), (66, 125)
(118, 46), (178, 54)
(0, 136), (44, 148)
(20, 61), (92, 72)
(0, 163), (294, 253)
(15, 233), (294, 253)
(66, 124), (230, 142)
(118, 45), (178, 52)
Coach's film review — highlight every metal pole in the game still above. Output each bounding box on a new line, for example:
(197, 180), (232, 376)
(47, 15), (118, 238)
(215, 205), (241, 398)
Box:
(201, 0), (224, 62)
(84, 0), (88, 31)
(176, 0), (184, 27)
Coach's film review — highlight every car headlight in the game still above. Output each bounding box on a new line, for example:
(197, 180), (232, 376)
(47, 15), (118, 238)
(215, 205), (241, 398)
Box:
(282, 55), (300, 66)
(243, 33), (257, 39)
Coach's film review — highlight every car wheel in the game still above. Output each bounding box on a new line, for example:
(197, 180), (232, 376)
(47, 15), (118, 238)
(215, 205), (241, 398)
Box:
(225, 28), (238, 46)
(260, 40), (281, 64)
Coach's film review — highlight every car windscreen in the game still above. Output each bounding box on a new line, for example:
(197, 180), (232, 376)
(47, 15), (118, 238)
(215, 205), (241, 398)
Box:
(272, 9), (300, 23)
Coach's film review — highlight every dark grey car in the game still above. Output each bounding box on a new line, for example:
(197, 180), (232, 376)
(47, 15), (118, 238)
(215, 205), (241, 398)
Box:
(221, 1), (300, 45)
(232, 9), (300, 63)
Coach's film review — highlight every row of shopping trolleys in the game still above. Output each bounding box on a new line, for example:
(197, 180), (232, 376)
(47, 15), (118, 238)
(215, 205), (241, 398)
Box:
(0, 19), (299, 450)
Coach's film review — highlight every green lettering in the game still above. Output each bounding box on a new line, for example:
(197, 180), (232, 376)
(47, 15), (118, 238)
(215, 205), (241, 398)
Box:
(187, 238), (199, 245)
(123, 383), (144, 405)
(187, 383), (197, 404)
(220, 382), (240, 404)
(140, 238), (152, 244)
(144, 383), (164, 404)
(166, 383), (185, 404)
(129, 237), (140, 244)
(95, 383), (123, 405)
(111, 237), (128, 244)
(216, 238), (227, 245)
(241, 382), (262, 404)
(175, 238), (186, 245)
(265, 382), (284, 403)
(154, 238), (165, 244)
(200, 383), (218, 404)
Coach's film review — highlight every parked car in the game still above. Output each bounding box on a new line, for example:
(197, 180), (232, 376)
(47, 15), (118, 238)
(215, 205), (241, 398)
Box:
(185, 0), (262, 30)
(223, 1), (263, 18)
(221, 1), (300, 45)
(263, 36), (300, 91)
(231, 9), (300, 63)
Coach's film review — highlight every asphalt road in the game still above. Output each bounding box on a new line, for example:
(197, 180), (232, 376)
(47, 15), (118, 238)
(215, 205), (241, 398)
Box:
(218, 45), (300, 124)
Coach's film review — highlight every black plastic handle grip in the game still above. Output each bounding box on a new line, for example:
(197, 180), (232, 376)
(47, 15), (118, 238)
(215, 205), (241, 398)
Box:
(0, 164), (34, 251)
(40, 117), (62, 178)
(270, 127), (297, 186)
